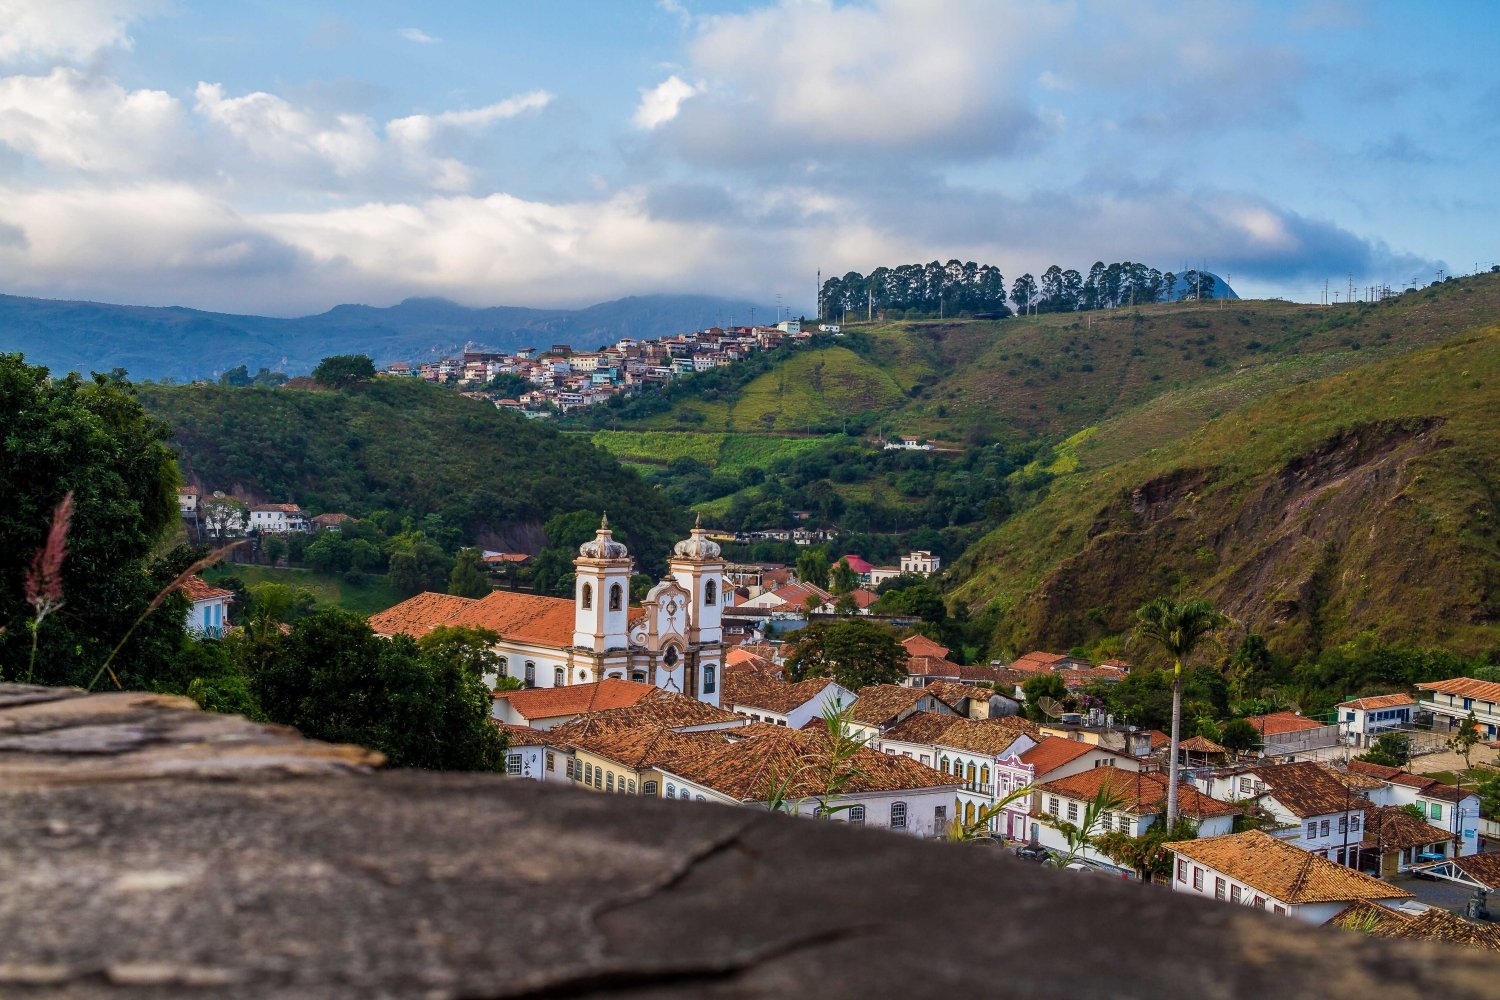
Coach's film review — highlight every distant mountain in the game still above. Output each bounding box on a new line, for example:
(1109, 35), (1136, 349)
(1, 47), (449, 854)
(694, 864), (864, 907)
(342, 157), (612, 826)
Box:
(0, 292), (776, 382)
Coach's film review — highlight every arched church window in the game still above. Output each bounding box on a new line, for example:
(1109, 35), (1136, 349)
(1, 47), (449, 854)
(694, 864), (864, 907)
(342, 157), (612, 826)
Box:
(644, 780), (658, 796)
(497, 657), (508, 678)
(606, 773), (614, 792)
(581, 583), (593, 610)
(666, 783), (676, 798)
(524, 661), (536, 686)
(664, 646), (679, 667)
(703, 666), (716, 694)
(704, 580), (717, 606)
(609, 584), (622, 611)
(631, 671), (647, 683)
(554, 667), (564, 686)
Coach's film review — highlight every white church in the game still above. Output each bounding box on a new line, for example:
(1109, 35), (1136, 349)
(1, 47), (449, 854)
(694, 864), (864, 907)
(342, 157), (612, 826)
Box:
(369, 516), (726, 705)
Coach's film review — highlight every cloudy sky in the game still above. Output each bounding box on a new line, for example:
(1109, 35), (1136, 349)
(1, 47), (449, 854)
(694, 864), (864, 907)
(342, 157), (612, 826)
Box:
(0, 0), (1493, 315)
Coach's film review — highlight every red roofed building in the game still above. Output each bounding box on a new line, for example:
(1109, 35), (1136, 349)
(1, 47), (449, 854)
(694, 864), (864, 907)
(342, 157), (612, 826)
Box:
(993, 735), (1142, 844)
(179, 576), (233, 638)
(371, 517), (730, 708)
(1417, 677), (1500, 743)
(491, 679), (658, 729)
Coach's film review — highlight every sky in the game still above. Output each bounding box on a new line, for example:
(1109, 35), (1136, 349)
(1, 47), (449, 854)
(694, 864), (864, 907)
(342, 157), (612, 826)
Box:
(0, 0), (1494, 316)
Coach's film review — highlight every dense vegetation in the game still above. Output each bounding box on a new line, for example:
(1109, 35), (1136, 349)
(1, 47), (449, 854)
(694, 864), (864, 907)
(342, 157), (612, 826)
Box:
(137, 377), (689, 573)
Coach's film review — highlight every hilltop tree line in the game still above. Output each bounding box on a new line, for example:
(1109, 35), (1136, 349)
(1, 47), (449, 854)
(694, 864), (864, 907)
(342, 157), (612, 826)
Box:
(819, 260), (1218, 319)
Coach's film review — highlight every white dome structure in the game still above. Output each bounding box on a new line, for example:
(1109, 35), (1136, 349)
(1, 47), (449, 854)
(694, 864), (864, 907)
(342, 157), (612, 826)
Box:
(672, 516), (722, 561)
(578, 514), (629, 560)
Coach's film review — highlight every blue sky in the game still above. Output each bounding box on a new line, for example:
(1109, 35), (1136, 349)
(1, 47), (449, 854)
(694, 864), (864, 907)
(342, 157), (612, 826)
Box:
(0, 0), (1493, 315)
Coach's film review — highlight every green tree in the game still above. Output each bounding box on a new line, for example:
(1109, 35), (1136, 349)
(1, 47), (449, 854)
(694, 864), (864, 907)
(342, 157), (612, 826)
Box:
(784, 619), (907, 690)
(1093, 816), (1198, 881)
(386, 532), (451, 596)
(830, 557), (858, 596)
(1021, 673), (1067, 721)
(1357, 732), (1411, 769)
(447, 547), (492, 599)
(311, 354), (377, 388)
(1134, 596), (1229, 826)
(1448, 711), (1482, 774)
(252, 607), (505, 770)
(261, 534), (288, 567)
(0, 356), (183, 687)
(1219, 718), (1260, 756)
(796, 547), (831, 588)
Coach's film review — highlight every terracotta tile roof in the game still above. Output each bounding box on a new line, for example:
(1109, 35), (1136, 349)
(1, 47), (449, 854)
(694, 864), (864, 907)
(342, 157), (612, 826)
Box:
(491, 680), (657, 723)
(656, 726), (958, 801)
(250, 502), (304, 513)
(839, 554), (875, 574)
(1038, 766), (1239, 819)
(1337, 693), (1417, 711)
(934, 717), (1040, 756)
(311, 512), (354, 526)
(900, 634), (950, 659)
(722, 674), (842, 716)
(1329, 769), (1388, 793)
(549, 720), (717, 771)
(1417, 677), (1500, 703)
(566, 689), (743, 730)
(1246, 762), (1367, 818)
(725, 646), (775, 672)
(1346, 762), (1471, 803)
(178, 575), (234, 602)
(1347, 760), (1403, 781)
(726, 721), (796, 740)
(905, 655), (961, 678)
(771, 582), (833, 607)
(369, 592), (476, 639)
(1010, 651), (1067, 673)
(369, 590), (644, 647)
(1360, 805), (1457, 853)
(1244, 711), (1326, 736)
(849, 684), (930, 727)
(1056, 667), (1128, 689)
(835, 588), (881, 610)
(1019, 736), (1099, 776)
(923, 680), (994, 705)
(1178, 735), (1228, 754)
(989, 668), (1033, 691)
(1450, 851), (1500, 889)
(494, 723), (553, 747)
(1165, 830), (1411, 904)
(1145, 730), (1171, 749)
(880, 711), (964, 746)
(1330, 901), (1500, 953)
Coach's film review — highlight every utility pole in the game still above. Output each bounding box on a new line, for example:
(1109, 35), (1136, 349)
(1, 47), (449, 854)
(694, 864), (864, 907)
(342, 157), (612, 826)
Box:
(1348, 273), (1353, 304)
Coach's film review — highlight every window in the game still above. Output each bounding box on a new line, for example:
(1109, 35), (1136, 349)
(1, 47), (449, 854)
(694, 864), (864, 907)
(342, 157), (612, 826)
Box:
(583, 763), (593, 784)
(1320, 820), (1330, 837)
(1230, 885), (1241, 904)
(966, 762), (976, 782)
(1048, 798), (1059, 817)
(1177, 859), (1187, 883)
(1253, 897), (1266, 909)
(546, 752), (555, 772)
(1306, 822), (1317, 840)
(940, 756), (950, 773)
(1273, 905), (1286, 915)
(644, 780), (658, 796)
(696, 795), (705, 802)
(566, 758), (576, 779)
(663, 646), (678, 666)
(980, 765), (990, 787)
(705, 580), (716, 606)
(1338, 816), (1347, 834)
(1066, 802), (1079, 822)
(1215, 878), (1226, 900)
(506, 754), (522, 775)
(554, 667), (565, 686)
(704, 666), (716, 694)
(631, 671), (647, 683)
(1430, 803), (1442, 821)
(934, 805), (947, 826)
(1118, 815), (1131, 833)
(609, 584), (622, 611)
(627, 780), (636, 794)
(592, 769), (601, 789)
(581, 582), (593, 610)
(666, 783), (676, 798)
(1192, 868), (1203, 891)
(606, 773), (614, 792)
(1238, 777), (1253, 796)
(524, 661), (536, 686)
(497, 657), (509, 679)
(890, 801), (908, 830)
(1350, 814), (1360, 831)
(1101, 811), (1114, 830)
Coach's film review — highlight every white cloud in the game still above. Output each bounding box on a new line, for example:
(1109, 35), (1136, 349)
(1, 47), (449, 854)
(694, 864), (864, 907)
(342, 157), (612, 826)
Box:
(0, 67), (188, 172)
(657, 0), (693, 28)
(385, 90), (552, 145)
(194, 82), (383, 181)
(0, 0), (160, 63)
(398, 27), (440, 45)
(633, 75), (698, 130)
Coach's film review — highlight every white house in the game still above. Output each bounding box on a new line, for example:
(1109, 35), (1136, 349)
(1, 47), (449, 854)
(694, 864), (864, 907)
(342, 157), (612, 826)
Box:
(930, 717), (1040, 833)
(1032, 766), (1239, 867)
(900, 550), (941, 576)
(497, 724), (562, 781)
(847, 684), (957, 743)
(1416, 677), (1500, 742)
(1347, 761), (1482, 857)
(1166, 830), (1412, 924)
(177, 489), (199, 518)
(721, 674), (857, 730)
(997, 736), (1139, 844)
(1337, 693), (1417, 748)
(883, 436), (933, 451)
(1199, 762), (1369, 866)
(179, 576), (233, 638)
(249, 503), (310, 533)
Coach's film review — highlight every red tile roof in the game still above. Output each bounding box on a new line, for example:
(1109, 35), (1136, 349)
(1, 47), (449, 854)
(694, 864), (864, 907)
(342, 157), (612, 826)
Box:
(1244, 711), (1325, 736)
(1010, 651), (1067, 673)
(933, 717), (1040, 756)
(1018, 736), (1099, 776)
(771, 582), (833, 607)
(1038, 766), (1238, 819)
(1166, 830), (1411, 904)
(900, 634), (950, 659)
(1337, 693), (1416, 711)
(1245, 762), (1365, 818)
(838, 554), (875, 574)
(723, 674), (842, 716)
(879, 711), (964, 746)
(369, 590), (644, 648)
(491, 680), (657, 723)
(178, 576), (234, 602)
(849, 684), (931, 727)
(1417, 677), (1500, 703)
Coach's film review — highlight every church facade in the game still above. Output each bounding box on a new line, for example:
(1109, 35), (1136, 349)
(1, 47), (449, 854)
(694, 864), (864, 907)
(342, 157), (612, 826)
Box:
(369, 516), (726, 705)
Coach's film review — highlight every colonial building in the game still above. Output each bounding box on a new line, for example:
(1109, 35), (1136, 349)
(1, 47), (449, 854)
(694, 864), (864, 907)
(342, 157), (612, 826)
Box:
(370, 516), (727, 705)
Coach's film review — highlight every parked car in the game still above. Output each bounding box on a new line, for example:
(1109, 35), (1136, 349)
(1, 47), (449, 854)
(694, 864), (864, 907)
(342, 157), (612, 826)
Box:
(1014, 843), (1049, 863)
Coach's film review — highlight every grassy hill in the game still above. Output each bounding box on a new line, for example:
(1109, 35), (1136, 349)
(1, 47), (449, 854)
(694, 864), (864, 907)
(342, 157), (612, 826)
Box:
(136, 379), (688, 566)
(949, 323), (1500, 659)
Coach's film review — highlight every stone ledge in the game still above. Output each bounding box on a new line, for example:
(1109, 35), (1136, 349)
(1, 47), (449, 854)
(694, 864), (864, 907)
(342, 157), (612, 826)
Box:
(0, 685), (1494, 998)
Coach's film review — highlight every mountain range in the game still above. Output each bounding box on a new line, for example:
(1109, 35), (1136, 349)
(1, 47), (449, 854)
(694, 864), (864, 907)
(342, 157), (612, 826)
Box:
(0, 292), (778, 382)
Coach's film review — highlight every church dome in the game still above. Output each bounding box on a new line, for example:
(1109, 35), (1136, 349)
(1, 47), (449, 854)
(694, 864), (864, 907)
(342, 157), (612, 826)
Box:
(578, 514), (629, 560)
(673, 516), (721, 560)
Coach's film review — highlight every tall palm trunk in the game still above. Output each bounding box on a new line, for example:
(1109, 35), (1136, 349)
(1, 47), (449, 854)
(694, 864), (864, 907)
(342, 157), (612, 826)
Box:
(1166, 659), (1183, 827)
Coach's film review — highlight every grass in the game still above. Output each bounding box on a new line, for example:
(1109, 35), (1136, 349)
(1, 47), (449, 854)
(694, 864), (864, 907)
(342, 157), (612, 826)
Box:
(205, 563), (404, 617)
(587, 429), (837, 472)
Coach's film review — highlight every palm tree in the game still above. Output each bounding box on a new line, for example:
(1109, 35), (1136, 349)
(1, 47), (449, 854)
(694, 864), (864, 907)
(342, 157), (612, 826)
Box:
(1134, 597), (1229, 826)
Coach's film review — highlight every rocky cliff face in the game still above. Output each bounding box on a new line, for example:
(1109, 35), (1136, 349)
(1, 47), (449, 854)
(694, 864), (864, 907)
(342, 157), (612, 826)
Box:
(0, 683), (1496, 998)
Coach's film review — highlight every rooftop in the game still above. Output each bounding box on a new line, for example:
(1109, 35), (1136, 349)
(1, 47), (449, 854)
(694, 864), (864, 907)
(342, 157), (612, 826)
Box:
(370, 589), (646, 647)
(848, 684), (931, 727)
(900, 634), (950, 659)
(1038, 766), (1239, 819)
(879, 711), (964, 746)
(1166, 830), (1413, 905)
(1244, 711), (1327, 737)
(1330, 901), (1500, 953)
(1246, 762), (1367, 818)
(722, 674), (842, 716)
(1018, 735), (1100, 775)
(1361, 805), (1457, 853)
(491, 679), (658, 722)
(1338, 693), (1418, 711)
(1417, 677), (1500, 703)
(178, 575), (234, 602)
(933, 717), (1040, 757)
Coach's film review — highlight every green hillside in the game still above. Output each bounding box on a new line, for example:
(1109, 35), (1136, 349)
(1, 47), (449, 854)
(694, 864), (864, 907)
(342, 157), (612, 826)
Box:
(136, 379), (688, 566)
(950, 324), (1500, 659)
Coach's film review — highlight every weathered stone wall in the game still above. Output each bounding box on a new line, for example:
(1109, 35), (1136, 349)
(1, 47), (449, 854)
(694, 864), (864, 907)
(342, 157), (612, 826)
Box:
(0, 683), (1494, 998)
